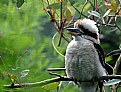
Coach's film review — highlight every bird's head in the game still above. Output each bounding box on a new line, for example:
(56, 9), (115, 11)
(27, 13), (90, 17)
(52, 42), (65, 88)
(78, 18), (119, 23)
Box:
(67, 18), (100, 43)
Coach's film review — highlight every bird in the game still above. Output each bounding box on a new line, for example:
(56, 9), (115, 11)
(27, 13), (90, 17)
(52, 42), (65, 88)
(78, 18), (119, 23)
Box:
(65, 18), (108, 92)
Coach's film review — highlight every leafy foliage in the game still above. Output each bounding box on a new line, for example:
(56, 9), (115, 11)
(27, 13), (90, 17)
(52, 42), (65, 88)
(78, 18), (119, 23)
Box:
(0, 0), (121, 92)
(0, 0), (66, 92)
(17, 0), (24, 8)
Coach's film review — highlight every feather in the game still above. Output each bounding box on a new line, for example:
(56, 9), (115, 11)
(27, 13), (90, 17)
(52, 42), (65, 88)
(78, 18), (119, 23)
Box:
(93, 43), (113, 74)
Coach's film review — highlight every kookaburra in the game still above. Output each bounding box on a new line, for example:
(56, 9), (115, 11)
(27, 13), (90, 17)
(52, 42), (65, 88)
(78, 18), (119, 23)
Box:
(65, 18), (107, 92)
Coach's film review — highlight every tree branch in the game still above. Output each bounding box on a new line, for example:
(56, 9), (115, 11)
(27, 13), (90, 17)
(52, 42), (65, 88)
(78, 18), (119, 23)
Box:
(48, 68), (66, 71)
(113, 54), (121, 75)
(58, 0), (63, 46)
(80, 0), (89, 18)
(3, 76), (71, 89)
(3, 75), (121, 89)
(112, 54), (121, 92)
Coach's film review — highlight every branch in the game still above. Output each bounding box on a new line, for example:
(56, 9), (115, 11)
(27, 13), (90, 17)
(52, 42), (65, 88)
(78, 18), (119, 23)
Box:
(52, 32), (65, 57)
(113, 54), (121, 75)
(80, 0), (89, 18)
(71, 3), (88, 18)
(106, 49), (121, 57)
(48, 68), (66, 71)
(44, 1), (71, 44)
(3, 75), (121, 89)
(112, 54), (121, 91)
(3, 76), (72, 89)
(54, 25), (71, 43)
(58, 0), (63, 46)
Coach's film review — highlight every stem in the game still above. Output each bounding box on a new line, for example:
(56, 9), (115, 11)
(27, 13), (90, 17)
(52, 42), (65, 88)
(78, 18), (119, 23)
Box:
(52, 32), (65, 57)
(93, 0), (98, 20)
(48, 68), (66, 71)
(60, 0), (63, 26)
(3, 76), (72, 89)
(4, 75), (121, 89)
(112, 54), (121, 92)
(54, 23), (71, 43)
(58, 0), (63, 46)
(80, 0), (89, 18)
(113, 54), (121, 75)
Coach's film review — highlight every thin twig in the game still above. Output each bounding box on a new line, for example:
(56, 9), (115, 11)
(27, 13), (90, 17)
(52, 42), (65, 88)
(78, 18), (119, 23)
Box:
(46, 10), (60, 29)
(71, 3), (88, 18)
(46, 7), (71, 43)
(52, 32), (65, 57)
(58, 0), (63, 46)
(48, 68), (66, 71)
(113, 54), (121, 75)
(49, 72), (62, 78)
(116, 25), (121, 31)
(93, 0), (96, 20)
(97, 22), (117, 27)
(46, 0), (50, 9)
(112, 54), (121, 92)
(60, 0), (63, 26)
(53, 23), (71, 43)
(80, 0), (89, 18)
(106, 49), (121, 57)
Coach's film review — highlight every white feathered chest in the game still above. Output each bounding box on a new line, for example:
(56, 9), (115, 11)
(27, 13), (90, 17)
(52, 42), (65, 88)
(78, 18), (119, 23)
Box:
(65, 36), (106, 82)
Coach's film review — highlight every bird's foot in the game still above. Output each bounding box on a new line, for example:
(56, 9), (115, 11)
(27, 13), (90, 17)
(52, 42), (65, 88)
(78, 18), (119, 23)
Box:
(90, 77), (98, 85)
(73, 78), (81, 87)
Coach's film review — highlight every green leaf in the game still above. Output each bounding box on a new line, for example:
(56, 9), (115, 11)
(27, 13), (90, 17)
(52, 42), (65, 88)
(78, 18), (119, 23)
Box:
(49, 3), (60, 9)
(105, 56), (113, 62)
(12, 67), (20, 71)
(84, 3), (91, 10)
(104, 79), (121, 86)
(49, 2), (66, 9)
(88, 11), (100, 18)
(42, 82), (60, 90)
(66, 7), (72, 21)
(20, 69), (30, 77)
(9, 74), (17, 83)
(17, 0), (24, 8)
(112, 0), (116, 4)
(105, 3), (117, 12)
(103, 9), (111, 17)
(0, 69), (3, 78)
(119, 44), (121, 49)
(56, 0), (60, 3)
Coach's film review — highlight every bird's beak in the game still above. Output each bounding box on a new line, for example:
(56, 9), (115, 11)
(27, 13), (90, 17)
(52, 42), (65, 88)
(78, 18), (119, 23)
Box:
(66, 28), (84, 36)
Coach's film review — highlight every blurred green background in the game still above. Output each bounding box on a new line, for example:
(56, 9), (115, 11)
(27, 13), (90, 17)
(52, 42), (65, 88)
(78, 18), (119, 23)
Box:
(0, 0), (121, 92)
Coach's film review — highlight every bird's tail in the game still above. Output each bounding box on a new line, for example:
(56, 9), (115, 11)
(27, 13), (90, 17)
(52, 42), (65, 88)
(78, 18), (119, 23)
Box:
(80, 82), (98, 92)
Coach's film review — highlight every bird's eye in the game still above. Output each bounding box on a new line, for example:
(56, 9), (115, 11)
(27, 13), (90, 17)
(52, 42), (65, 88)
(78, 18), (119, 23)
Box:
(78, 25), (82, 29)
(78, 25), (85, 31)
